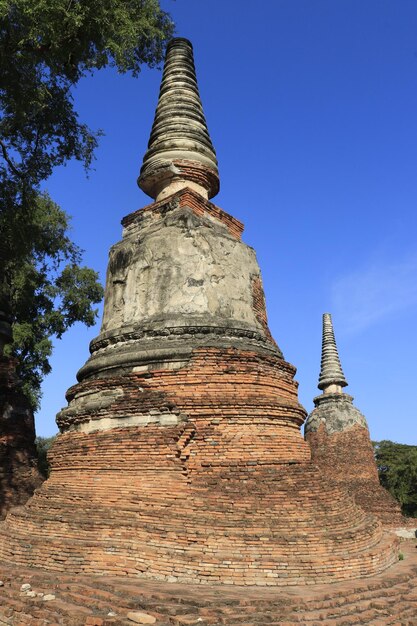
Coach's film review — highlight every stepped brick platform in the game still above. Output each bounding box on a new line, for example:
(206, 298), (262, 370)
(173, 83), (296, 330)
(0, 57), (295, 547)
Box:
(0, 38), (401, 588)
(0, 539), (416, 625)
(0, 344), (399, 584)
(305, 315), (406, 528)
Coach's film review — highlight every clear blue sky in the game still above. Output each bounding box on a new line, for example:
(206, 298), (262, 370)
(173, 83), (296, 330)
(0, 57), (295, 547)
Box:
(38, 0), (417, 445)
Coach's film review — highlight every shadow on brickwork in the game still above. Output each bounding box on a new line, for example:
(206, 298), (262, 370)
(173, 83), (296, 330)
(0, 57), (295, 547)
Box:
(0, 358), (44, 519)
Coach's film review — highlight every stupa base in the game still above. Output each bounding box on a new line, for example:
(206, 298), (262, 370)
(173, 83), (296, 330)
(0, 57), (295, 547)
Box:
(0, 348), (399, 585)
(0, 430), (399, 585)
(307, 423), (407, 528)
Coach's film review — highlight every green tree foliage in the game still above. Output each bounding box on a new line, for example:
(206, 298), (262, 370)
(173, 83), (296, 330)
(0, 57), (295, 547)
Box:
(373, 440), (417, 518)
(1, 192), (104, 407)
(35, 435), (55, 478)
(0, 0), (174, 407)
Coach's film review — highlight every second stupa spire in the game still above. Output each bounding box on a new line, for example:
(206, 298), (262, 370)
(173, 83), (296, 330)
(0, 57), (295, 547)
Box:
(318, 313), (347, 392)
(138, 38), (219, 201)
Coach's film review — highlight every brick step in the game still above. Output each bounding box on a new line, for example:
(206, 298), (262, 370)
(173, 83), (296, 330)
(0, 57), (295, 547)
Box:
(90, 589), (225, 617)
(1, 543), (416, 625)
(183, 599), (415, 625)
(0, 591), (415, 626)
(287, 579), (414, 614)
(76, 575), (417, 625)
(0, 587), (92, 626)
(0, 514), (388, 550)
(13, 504), (371, 532)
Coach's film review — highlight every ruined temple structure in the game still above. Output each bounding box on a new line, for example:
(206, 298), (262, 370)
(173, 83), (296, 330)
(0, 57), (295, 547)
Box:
(0, 297), (43, 519)
(0, 38), (400, 585)
(305, 313), (405, 527)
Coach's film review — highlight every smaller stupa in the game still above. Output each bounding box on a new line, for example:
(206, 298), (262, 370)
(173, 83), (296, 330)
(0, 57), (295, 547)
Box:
(305, 313), (404, 527)
(0, 294), (43, 518)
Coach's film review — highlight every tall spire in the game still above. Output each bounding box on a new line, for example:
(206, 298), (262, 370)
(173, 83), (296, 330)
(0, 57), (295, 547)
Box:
(138, 38), (219, 201)
(318, 313), (347, 392)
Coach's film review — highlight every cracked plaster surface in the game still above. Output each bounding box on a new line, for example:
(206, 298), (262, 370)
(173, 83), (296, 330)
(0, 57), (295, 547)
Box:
(101, 206), (264, 336)
(305, 393), (368, 435)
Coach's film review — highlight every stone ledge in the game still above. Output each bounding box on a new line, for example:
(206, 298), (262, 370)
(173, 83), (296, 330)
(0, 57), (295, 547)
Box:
(68, 410), (189, 435)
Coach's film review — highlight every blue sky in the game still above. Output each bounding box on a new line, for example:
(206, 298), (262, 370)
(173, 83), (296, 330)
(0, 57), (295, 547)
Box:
(38, 0), (417, 444)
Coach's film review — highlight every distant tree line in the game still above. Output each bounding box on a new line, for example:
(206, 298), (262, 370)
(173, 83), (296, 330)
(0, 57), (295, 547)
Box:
(35, 436), (55, 478)
(373, 440), (417, 518)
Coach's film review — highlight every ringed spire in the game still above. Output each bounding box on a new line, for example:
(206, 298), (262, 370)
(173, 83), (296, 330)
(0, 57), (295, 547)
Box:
(318, 313), (347, 392)
(138, 38), (219, 201)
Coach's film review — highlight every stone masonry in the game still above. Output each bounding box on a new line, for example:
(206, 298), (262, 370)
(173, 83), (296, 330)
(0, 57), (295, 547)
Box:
(305, 313), (406, 527)
(0, 39), (400, 586)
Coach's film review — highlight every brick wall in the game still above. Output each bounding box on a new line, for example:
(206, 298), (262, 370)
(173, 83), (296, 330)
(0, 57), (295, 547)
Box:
(250, 276), (276, 344)
(0, 348), (398, 584)
(122, 187), (244, 240)
(306, 423), (405, 527)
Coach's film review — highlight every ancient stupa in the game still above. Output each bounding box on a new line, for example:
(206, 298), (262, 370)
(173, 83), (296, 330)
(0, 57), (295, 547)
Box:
(305, 313), (404, 527)
(0, 296), (42, 519)
(0, 39), (398, 585)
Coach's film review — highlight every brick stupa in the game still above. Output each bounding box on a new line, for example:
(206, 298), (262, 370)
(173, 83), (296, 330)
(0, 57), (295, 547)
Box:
(0, 297), (42, 519)
(0, 39), (399, 585)
(305, 313), (404, 527)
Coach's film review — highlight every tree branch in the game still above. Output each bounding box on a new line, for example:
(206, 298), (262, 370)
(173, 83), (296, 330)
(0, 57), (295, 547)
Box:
(0, 139), (23, 178)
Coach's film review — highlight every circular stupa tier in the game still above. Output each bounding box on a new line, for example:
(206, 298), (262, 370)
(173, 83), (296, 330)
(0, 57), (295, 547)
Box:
(75, 191), (282, 384)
